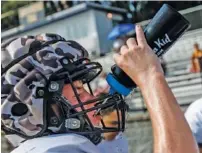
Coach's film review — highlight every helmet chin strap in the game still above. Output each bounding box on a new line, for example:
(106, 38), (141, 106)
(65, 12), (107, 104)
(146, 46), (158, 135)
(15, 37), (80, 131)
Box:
(84, 127), (102, 145)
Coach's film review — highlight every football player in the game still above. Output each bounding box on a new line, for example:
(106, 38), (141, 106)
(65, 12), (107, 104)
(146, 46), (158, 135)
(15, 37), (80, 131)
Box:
(1, 25), (198, 153)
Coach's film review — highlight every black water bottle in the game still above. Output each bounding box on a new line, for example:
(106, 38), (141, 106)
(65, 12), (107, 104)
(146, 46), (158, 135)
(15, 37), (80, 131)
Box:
(107, 4), (191, 96)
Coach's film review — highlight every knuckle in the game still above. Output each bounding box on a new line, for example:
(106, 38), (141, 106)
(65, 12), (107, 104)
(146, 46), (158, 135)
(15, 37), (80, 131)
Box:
(126, 38), (135, 45)
(116, 58), (124, 67)
(113, 54), (119, 62)
(140, 45), (146, 50)
(121, 48), (129, 56)
(120, 50), (125, 56)
(120, 46), (126, 51)
(130, 45), (137, 51)
(132, 46), (140, 51)
(138, 46), (142, 50)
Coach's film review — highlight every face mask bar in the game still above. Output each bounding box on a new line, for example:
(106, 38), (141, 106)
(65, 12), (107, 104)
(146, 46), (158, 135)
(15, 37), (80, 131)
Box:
(49, 58), (127, 135)
(54, 58), (102, 83)
(50, 58), (103, 130)
(51, 92), (126, 134)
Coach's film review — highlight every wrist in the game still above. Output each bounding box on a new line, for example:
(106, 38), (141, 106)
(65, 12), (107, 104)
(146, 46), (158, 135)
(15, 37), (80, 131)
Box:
(137, 72), (165, 90)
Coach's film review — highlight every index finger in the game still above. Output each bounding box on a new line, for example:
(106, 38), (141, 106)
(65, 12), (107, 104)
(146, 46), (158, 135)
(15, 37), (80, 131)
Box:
(136, 25), (147, 46)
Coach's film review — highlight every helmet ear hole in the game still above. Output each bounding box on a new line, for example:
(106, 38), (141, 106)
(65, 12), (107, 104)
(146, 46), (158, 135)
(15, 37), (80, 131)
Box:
(11, 103), (28, 116)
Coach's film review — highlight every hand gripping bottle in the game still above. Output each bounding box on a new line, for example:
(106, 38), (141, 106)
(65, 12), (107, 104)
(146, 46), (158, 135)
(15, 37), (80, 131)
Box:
(106, 4), (191, 96)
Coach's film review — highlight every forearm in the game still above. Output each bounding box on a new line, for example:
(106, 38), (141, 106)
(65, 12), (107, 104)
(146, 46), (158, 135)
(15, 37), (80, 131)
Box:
(138, 73), (199, 153)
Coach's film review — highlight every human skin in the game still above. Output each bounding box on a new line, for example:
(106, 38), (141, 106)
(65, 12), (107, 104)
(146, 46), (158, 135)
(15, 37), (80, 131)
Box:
(113, 25), (199, 153)
(62, 80), (101, 126)
(62, 81), (122, 141)
(101, 110), (122, 141)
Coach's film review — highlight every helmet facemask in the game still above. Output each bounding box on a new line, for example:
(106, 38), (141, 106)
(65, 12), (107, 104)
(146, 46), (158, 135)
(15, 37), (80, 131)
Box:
(45, 57), (127, 144)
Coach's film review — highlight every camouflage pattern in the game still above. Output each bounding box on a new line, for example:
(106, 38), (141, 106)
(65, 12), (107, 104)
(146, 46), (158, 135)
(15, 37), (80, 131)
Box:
(1, 34), (89, 142)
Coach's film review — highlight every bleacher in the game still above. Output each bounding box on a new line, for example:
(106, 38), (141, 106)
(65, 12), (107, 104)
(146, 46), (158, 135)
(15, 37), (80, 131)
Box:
(164, 28), (202, 62)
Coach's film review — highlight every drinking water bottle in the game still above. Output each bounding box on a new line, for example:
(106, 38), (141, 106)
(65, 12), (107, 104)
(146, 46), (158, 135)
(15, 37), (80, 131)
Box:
(106, 4), (191, 96)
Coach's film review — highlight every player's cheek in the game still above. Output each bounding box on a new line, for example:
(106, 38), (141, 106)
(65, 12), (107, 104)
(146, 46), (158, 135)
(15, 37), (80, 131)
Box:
(87, 110), (101, 126)
(102, 110), (122, 128)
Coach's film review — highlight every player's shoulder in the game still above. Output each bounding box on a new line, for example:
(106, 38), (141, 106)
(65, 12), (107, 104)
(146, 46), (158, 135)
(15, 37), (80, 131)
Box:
(97, 132), (128, 153)
(185, 98), (202, 129)
(185, 98), (202, 144)
(11, 134), (100, 153)
(185, 98), (202, 117)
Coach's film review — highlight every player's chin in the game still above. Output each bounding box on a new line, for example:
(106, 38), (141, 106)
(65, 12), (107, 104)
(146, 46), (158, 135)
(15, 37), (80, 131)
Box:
(103, 132), (119, 141)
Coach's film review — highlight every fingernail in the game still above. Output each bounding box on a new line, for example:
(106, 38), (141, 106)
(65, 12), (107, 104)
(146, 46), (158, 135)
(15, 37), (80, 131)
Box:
(136, 25), (140, 28)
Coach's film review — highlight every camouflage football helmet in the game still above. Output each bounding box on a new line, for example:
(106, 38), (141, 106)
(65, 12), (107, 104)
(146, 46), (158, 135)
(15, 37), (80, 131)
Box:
(1, 34), (127, 146)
